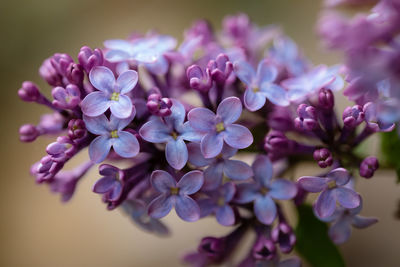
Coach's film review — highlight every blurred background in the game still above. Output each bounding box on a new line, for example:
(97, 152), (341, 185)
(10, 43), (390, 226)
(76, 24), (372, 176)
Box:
(1, 0), (399, 266)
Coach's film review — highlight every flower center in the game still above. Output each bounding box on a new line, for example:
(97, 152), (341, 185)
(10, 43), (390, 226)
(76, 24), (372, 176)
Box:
(327, 180), (336, 189)
(260, 187), (269, 195)
(217, 197), (225, 206)
(216, 122), (225, 133)
(110, 130), (119, 138)
(171, 131), (178, 140)
(111, 92), (120, 101)
(170, 187), (180, 195)
(253, 87), (260, 93)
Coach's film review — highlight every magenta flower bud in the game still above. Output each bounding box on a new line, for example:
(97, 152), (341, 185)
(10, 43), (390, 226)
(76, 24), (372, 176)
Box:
(359, 156), (379, 178)
(78, 46), (104, 73)
(39, 58), (62, 86)
(50, 53), (74, 77)
(185, 19), (214, 45)
(294, 104), (318, 131)
(146, 93), (173, 117)
(343, 105), (364, 128)
(252, 235), (276, 261)
(271, 222), (296, 253)
(52, 84), (81, 109)
(313, 148), (333, 168)
(207, 53), (233, 85)
(18, 81), (41, 102)
(264, 130), (293, 154)
(223, 13), (251, 41)
(198, 237), (225, 262)
(19, 124), (39, 142)
(187, 65), (212, 92)
(66, 63), (84, 85)
(68, 119), (87, 141)
(318, 88), (334, 110)
(46, 136), (76, 162)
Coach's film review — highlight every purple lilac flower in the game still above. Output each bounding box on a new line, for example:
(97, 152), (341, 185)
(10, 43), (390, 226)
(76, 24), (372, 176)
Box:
(83, 112), (139, 163)
(235, 155), (298, 224)
(187, 97), (253, 158)
(93, 164), (124, 201)
(359, 156), (379, 178)
(198, 182), (236, 226)
(282, 65), (344, 102)
(188, 143), (253, 190)
(363, 102), (395, 132)
(313, 148), (333, 168)
(146, 93), (173, 117)
(78, 46), (104, 73)
(81, 66), (138, 119)
(342, 104), (365, 128)
(271, 222), (296, 253)
(207, 53), (233, 85)
(139, 99), (202, 170)
(298, 168), (361, 218)
(234, 60), (289, 111)
(51, 84), (81, 109)
(147, 170), (203, 222)
(186, 65), (212, 93)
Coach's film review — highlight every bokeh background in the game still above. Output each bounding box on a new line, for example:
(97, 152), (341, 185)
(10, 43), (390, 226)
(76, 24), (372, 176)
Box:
(1, 0), (400, 266)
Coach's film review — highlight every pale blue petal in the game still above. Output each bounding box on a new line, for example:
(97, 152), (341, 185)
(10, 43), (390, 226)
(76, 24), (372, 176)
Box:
(201, 133), (224, 158)
(175, 195), (200, 222)
(216, 205), (235, 226)
(178, 170), (204, 195)
(256, 61), (277, 84)
(165, 99), (186, 130)
(335, 187), (361, 209)
(151, 170), (176, 193)
(166, 138), (188, 170)
(105, 50), (131, 62)
(109, 108), (136, 131)
(81, 91), (110, 117)
(180, 122), (204, 142)
(139, 119), (171, 143)
(93, 176), (117, 193)
(315, 189), (336, 218)
(269, 179), (297, 200)
(112, 131), (139, 158)
(89, 135), (112, 163)
(233, 61), (256, 86)
(327, 168), (350, 186)
(352, 215), (378, 229)
(148, 194), (174, 219)
(83, 114), (110, 135)
(260, 83), (289, 107)
(116, 70), (138, 94)
(254, 195), (277, 225)
(224, 124), (253, 149)
(104, 39), (134, 52)
(244, 88), (266, 111)
(252, 155), (273, 187)
(217, 97), (242, 124)
(329, 217), (352, 244)
(110, 94), (133, 119)
(187, 143), (214, 167)
(223, 160), (253, 180)
(188, 107), (216, 132)
(297, 176), (327, 193)
(145, 56), (169, 75)
(235, 183), (259, 203)
(89, 66), (115, 93)
(203, 162), (224, 191)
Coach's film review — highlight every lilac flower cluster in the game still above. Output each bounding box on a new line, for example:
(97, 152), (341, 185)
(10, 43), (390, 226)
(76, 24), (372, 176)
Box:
(19, 12), (394, 266)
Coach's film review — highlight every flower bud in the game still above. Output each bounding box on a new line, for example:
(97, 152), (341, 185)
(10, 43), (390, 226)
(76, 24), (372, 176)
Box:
(78, 46), (104, 73)
(313, 148), (333, 168)
(359, 156), (379, 178)
(18, 81), (41, 102)
(19, 124), (39, 142)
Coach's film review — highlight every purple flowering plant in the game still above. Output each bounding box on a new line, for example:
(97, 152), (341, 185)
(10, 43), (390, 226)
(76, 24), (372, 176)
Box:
(18, 4), (400, 266)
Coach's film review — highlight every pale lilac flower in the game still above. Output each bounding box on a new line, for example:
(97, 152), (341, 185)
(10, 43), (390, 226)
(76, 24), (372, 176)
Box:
(298, 168), (361, 218)
(81, 66), (138, 118)
(235, 155), (298, 225)
(234, 60), (289, 111)
(83, 111), (139, 163)
(147, 170), (203, 222)
(93, 164), (124, 201)
(188, 97), (253, 158)
(52, 84), (81, 109)
(363, 102), (395, 132)
(139, 99), (203, 170)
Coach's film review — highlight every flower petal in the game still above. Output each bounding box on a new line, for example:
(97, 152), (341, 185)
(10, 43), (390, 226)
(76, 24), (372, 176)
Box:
(178, 170), (204, 195)
(252, 155), (273, 187)
(260, 83), (289, 107)
(244, 88), (266, 112)
(297, 176), (327, 193)
(217, 97), (242, 124)
(166, 138), (188, 170)
(180, 122), (204, 142)
(89, 66), (115, 93)
(151, 170), (176, 193)
(269, 179), (297, 200)
(109, 182), (123, 201)
(203, 162), (224, 191)
(110, 94), (133, 119)
(198, 198), (216, 217)
(233, 61), (256, 86)
(116, 70), (138, 94)
(235, 183), (259, 203)
(112, 131), (140, 158)
(223, 160), (253, 180)
(109, 108), (136, 131)
(352, 215), (378, 229)
(165, 99), (186, 130)
(187, 143), (214, 167)
(139, 118), (171, 143)
(254, 195), (277, 225)
(175, 195), (200, 222)
(92, 176), (117, 193)
(148, 194), (174, 219)
(83, 114), (110, 135)
(224, 124), (253, 149)
(89, 135), (112, 163)
(328, 218), (352, 244)
(327, 168), (351, 186)
(315, 189), (336, 218)
(216, 205), (235, 226)
(201, 133), (224, 158)
(104, 50), (130, 62)
(81, 91), (110, 117)
(335, 187), (361, 209)
(256, 61), (277, 84)
(188, 107), (215, 132)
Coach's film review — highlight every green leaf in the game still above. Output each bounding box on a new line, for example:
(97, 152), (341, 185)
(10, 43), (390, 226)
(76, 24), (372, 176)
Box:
(295, 204), (345, 267)
(381, 129), (400, 183)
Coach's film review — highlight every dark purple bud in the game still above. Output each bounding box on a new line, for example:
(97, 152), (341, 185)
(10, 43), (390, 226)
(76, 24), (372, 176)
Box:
(343, 105), (364, 128)
(208, 54), (233, 84)
(271, 222), (296, 253)
(264, 130), (294, 154)
(223, 13), (251, 41)
(18, 81), (40, 102)
(52, 85), (81, 109)
(78, 46), (104, 73)
(66, 63), (84, 85)
(19, 124), (39, 142)
(198, 237), (225, 262)
(252, 235), (276, 261)
(187, 65), (212, 93)
(50, 53), (74, 77)
(268, 106), (294, 131)
(46, 136), (76, 162)
(318, 88), (334, 110)
(313, 148), (333, 168)
(359, 156), (379, 178)
(39, 58), (62, 86)
(68, 119), (87, 141)
(294, 104), (318, 131)
(146, 93), (173, 117)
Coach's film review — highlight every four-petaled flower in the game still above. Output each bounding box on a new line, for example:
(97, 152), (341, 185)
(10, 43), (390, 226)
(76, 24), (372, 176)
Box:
(83, 111), (139, 163)
(234, 60), (289, 111)
(93, 164), (124, 201)
(139, 99), (203, 170)
(147, 170), (204, 222)
(187, 97), (253, 158)
(81, 66), (138, 118)
(235, 155), (298, 225)
(298, 168), (361, 218)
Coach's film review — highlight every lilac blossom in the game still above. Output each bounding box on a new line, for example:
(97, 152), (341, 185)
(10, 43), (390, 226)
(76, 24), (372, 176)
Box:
(234, 60), (289, 111)
(81, 66), (138, 118)
(52, 84), (81, 109)
(188, 143), (252, 190)
(93, 164), (124, 201)
(187, 65), (212, 93)
(235, 155), (297, 225)
(359, 156), (379, 178)
(188, 97), (253, 158)
(147, 170), (203, 222)
(313, 148), (333, 168)
(139, 99), (202, 170)
(298, 168), (361, 218)
(83, 112), (139, 163)
(363, 102), (395, 132)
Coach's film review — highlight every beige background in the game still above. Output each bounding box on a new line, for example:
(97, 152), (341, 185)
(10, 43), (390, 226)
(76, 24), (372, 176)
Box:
(1, 0), (400, 266)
